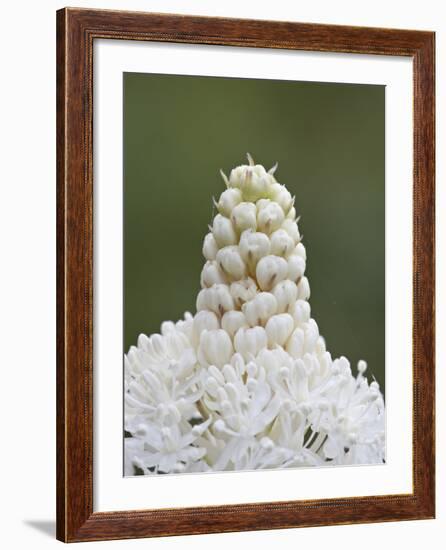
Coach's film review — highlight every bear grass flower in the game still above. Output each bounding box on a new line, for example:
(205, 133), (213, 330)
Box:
(124, 154), (385, 475)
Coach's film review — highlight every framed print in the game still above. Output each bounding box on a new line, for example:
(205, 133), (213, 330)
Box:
(56, 8), (435, 542)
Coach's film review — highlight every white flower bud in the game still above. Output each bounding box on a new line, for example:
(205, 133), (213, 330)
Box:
(202, 233), (218, 261)
(286, 327), (305, 358)
(291, 299), (311, 324)
(193, 310), (220, 345)
(297, 276), (311, 300)
(196, 284), (235, 316)
(239, 230), (270, 272)
(234, 326), (267, 360)
(256, 198), (271, 212)
(265, 313), (294, 347)
(270, 229), (295, 257)
(200, 261), (227, 288)
(229, 164), (272, 201)
(281, 218), (300, 244)
(257, 202), (285, 234)
(216, 246), (246, 281)
(221, 310), (247, 339)
(272, 280), (298, 313)
(270, 183), (294, 213)
(256, 255), (288, 291)
(230, 278), (257, 308)
(212, 214), (237, 247)
(217, 187), (243, 216)
(287, 254), (306, 282)
(228, 166), (244, 188)
(304, 319), (319, 353)
(198, 329), (234, 368)
(242, 172), (272, 202)
(243, 292), (278, 326)
(294, 242), (306, 260)
(231, 202), (257, 232)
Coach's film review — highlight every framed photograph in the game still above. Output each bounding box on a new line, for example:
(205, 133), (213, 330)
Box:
(56, 7), (435, 542)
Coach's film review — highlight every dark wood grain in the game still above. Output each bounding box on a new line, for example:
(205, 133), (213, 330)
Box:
(56, 7), (435, 542)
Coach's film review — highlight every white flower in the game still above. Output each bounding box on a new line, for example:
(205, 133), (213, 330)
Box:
(196, 284), (234, 316)
(200, 260), (227, 287)
(272, 280), (298, 313)
(287, 254), (306, 283)
(221, 310), (248, 338)
(239, 229), (270, 274)
(234, 326), (268, 360)
(270, 228), (295, 257)
(124, 154), (385, 475)
(197, 329), (234, 368)
(212, 214), (237, 247)
(229, 278), (258, 308)
(231, 202), (257, 233)
(242, 291), (277, 327)
(216, 246), (246, 281)
(216, 187), (243, 217)
(257, 202), (285, 234)
(265, 313), (294, 347)
(256, 255), (288, 291)
(202, 232), (218, 261)
(270, 183), (294, 214)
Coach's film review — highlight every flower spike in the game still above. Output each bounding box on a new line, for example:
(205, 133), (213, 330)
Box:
(124, 155), (385, 476)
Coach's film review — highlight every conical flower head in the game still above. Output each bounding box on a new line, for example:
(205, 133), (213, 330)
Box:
(197, 154), (310, 367)
(124, 154), (385, 475)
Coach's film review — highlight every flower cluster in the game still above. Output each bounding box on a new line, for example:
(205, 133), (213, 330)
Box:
(124, 154), (385, 475)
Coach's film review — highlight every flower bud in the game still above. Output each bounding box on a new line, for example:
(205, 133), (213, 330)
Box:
(239, 230), (270, 272)
(193, 310), (220, 346)
(196, 284), (235, 316)
(304, 319), (319, 353)
(272, 280), (298, 313)
(234, 326), (267, 360)
(270, 229), (295, 257)
(265, 313), (294, 347)
(256, 255), (288, 291)
(231, 202), (257, 232)
(256, 198), (271, 212)
(230, 278), (257, 308)
(287, 254), (306, 282)
(281, 218), (300, 244)
(297, 276), (311, 300)
(216, 246), (246, 281)
(243, 292), (278, 326)
(229, 164), (272, 201)
(200, 261), (227, 288)
(270, 183), (294, 213)
(294, 242), (306, 260)
(198, 329), (234, 368)
(291, 299), (311, 324)
(257, 202), (285, 234)
(212, 214), (237, 247)
(286, 327), (305, 358)
(221, 310), (247, 339)
(202, 233), (218, 261)
(217, 187), (243, 216)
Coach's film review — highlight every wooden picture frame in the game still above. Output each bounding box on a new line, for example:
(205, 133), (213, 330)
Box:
(56, 7), (435, 542)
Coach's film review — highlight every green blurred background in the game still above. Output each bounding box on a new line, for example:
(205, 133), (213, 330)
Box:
(124, 73), (385, 391)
